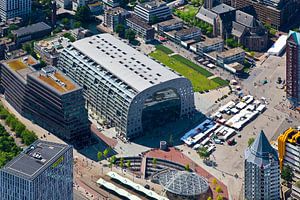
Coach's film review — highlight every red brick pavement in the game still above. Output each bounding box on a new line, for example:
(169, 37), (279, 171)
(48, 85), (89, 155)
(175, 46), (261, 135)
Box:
(91, 125), (117, 148)
(144, 148), (229, 200)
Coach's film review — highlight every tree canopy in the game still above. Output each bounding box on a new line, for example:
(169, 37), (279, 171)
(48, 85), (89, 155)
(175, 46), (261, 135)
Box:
(281, 165), (293, 182)
(75, 6), (92, 22)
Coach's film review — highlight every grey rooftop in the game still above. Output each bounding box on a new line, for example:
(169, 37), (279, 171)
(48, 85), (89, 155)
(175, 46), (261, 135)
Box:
(1, 140), (71, 180)
(70, 34), (181, 92)
(12, 22), (51, 37)
(245, 130), (278, 166)
(211, 3), (235, 14)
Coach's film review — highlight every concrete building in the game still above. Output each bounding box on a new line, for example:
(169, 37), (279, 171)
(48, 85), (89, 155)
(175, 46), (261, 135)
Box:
(216, 47), (245, 66)
(277, 128), (300, 199)
(0, 140), (73, 200)
(232, 0), (300, 30)
(58, 34), (195, 139)
(286, 31), (300, 107)
(12, 22), (52, 45)
(0, 0), (31, 21)
(56, 0), (72, 9)
(174, 27), (202, 42)
(34, 36), (70, 66)
(104, 7), (129, 31)
(244, 131), (280, 200)
(232, 10), (268, 51)
(157, 18), (184, 33)
(195, 37), (224, 56)
(1, 56), (90, 143)
(134, 0), (171, 24)
(103, 0), (121, 7)
(126, 14), (155, 43)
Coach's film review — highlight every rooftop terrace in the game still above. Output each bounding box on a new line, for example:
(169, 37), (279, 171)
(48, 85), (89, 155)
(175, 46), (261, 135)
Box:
(6, 56), (38, 71)
(36, 66), (77, 93)
(1, 140), (70, 180)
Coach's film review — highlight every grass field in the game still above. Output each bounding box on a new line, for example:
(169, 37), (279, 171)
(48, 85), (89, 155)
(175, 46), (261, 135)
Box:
(150, 49), (228, 92)
(155, 45), (174, 54)
(171, 55), (213, 77)
(211, 77), (229, 86)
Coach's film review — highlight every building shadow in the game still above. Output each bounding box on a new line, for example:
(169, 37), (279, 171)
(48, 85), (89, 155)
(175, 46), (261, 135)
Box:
(132, 111), (207, 148)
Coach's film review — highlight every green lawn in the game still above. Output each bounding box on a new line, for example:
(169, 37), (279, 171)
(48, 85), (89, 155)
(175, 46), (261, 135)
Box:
(174, 5), (199, 22)
(211, 77), (229, 86)
(150, 50), (223, 92)
(171, 55), (213, 77)
(155, 45), (174, 54)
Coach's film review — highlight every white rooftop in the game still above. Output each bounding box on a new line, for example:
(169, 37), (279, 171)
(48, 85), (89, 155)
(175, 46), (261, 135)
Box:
(72, 34), (181, 92)
(267, 35), (287, 56)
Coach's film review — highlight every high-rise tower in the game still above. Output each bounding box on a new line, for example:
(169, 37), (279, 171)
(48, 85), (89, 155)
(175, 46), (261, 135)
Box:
(286, 31), (300, 107)
(244, 131), (280, 200)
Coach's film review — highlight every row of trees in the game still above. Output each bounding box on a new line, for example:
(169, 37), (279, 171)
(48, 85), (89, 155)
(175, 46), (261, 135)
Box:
(0, 105), (38, 146)
(115, 24), (136, 43)
(0, 124), (22, 167)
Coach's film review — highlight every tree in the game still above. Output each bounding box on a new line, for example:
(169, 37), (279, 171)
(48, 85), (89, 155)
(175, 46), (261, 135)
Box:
(74, 21), (82, 28)
(97, 151), (103, 162)
(216, 185), (222, 193)
(212, 178), (218, 186)
(61, 18), (70, 27)
(115, 24), (125, 38)
(119, 157), (124, 168)
(125, 29), (136, 43)
(103, 148), (110, 159)
(248, 138), (255, 147)
(198, 147), (210, 160)
(75, 6), (92, 22)
(216, 195), (223, 200)
(152, 158), (157, 169)
(281, 165), (293, 182)
(15, 122), (25, 137)
(21, 130), (38, 145)
(63, 32), (76, 42)
(207, 197), (212, 200)
(126, 160), (131, 169)
(185, 164), (190, 171)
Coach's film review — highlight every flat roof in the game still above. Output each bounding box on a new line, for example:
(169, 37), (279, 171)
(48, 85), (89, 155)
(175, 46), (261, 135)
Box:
(13, 22), (51, 37)
(1, 140), (70, 180)
(175, 27), (201, 37)
(158, 18), (183, 26)
(71, 34), (181, 92)
(127, 14), (153, 30)
(5, 56), (38, 71)
(197, 37), (223, 47)
(35, 71), (77, 93)
(218, 47), (245, 58)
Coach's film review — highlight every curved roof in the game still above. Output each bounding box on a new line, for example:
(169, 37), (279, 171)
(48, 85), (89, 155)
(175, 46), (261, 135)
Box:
(71, 34), (181, 92)
(157, 169), (209, 196)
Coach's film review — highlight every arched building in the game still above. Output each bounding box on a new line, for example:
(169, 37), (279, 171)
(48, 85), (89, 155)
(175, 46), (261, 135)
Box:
(58, 34), (195, 139)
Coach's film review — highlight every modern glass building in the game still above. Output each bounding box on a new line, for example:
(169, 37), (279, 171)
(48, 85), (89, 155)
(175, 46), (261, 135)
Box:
(0, 0), (31, 21)
(0, 56), (90, 143)
(58, 33), (195, 139)
(0, 140), (73, 200)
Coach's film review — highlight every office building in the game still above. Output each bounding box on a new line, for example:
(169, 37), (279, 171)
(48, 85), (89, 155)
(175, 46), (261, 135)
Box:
(174, 27), (202, 42)
(216, 47), (245, 66)
(126, 14), (155, 42)
(232, 0), (300, 29)
(58, 34), (195, 139)
(1, 56), (90, 143)
(0, 140), (73, 200)
(232, 10), (268, 51)
(56, 0), (72, 9)
(157, 18), (184, 33)
(103, 0), (121, 7)
(286, 31), (300, 107)
(134, 1), (171, 24)
(244, 130), (280, 200)
(0, 0), (31, 22)
(34, 36), (70, 66)
(195, 37), (224, 56)
(104, 7), (129, 31)
(277, 128), (300, 199)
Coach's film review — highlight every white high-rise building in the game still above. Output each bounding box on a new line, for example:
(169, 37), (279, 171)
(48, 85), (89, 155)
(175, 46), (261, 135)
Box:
(0, 0), (31, 21)
(244, 131), (280, 200)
